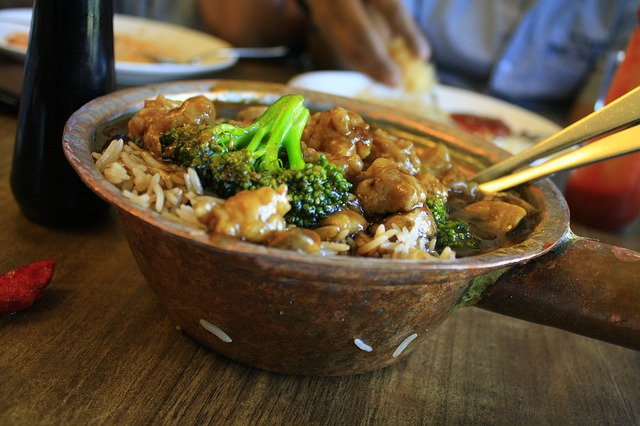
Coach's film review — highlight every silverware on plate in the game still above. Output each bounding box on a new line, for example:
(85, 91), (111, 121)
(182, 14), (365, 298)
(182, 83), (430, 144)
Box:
(147, 45), (288, 64)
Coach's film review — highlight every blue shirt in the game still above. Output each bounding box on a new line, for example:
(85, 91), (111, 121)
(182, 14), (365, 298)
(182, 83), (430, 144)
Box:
(403, 0), (639, 103)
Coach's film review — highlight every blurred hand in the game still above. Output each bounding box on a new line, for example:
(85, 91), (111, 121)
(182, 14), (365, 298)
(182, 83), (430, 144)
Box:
(304, 0), (431, 85)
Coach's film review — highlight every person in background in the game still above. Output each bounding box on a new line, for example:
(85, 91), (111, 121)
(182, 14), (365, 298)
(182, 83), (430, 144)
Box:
(198, 0), (430, 87)
(113, 0), (429, 87)
(115, 0), (639, 119)
(113, 0), (206, 31)
(405, 0), (639, 119)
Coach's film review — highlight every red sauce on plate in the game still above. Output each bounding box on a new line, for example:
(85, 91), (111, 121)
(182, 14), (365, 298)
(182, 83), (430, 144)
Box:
(450, 113), (511, 140)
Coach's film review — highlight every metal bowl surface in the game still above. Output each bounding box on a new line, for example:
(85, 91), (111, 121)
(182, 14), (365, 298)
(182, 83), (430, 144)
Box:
(63, 80), (568, 375)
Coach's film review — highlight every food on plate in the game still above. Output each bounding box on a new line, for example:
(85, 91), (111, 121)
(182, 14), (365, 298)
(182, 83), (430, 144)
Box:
(94, 94), (539, 259)
(113, 34), (165, 63)
(5, 30), (173, 64)
(388, 37), (436, 93)
(351, 38), (446, 123)
(0, 259), (55, 315)
(5, 30), (28, 49)
(449, 113), (512, 141)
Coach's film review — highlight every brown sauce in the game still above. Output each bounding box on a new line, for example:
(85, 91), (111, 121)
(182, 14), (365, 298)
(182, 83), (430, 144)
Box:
(94, 103), (540, 258)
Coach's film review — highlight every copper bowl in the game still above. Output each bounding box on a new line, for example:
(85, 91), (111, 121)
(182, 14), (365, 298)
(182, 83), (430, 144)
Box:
(63, 80), (640, 376)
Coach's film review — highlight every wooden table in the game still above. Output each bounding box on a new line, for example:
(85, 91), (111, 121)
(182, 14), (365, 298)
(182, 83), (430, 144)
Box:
(1, 58), (639, 425)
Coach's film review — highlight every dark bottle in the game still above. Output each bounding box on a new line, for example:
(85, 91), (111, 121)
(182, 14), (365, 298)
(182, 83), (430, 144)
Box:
(10, 0), (116, 227)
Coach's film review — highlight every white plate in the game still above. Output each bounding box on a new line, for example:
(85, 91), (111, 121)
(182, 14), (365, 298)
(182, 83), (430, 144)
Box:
(0, 8), (30, 61)
(0, 8), (237, 86)
(288, 71), (561, 154)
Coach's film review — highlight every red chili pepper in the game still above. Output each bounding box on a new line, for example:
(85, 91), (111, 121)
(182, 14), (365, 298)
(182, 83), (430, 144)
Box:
(564, 9), (640, 232)
(0, 259), (55, 315)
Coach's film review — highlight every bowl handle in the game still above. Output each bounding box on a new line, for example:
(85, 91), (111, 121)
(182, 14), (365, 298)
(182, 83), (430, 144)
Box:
(471, 232), (640, 350)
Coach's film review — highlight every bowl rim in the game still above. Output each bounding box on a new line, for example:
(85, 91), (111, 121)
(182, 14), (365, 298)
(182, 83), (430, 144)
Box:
(62, 79), (570, 276)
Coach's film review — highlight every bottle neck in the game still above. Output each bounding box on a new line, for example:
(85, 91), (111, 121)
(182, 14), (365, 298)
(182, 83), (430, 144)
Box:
(27, 0), (115, 97)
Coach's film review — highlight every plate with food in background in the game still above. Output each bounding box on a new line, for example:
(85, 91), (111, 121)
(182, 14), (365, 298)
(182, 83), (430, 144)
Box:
(288, 69), (562, 155)
(0, 8), (238, 86)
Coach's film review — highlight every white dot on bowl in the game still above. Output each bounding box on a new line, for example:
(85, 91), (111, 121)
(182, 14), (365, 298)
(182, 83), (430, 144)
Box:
(392, 333), (418, 358)
(354, 338), (373, 352)
(199, 319), (232, 343)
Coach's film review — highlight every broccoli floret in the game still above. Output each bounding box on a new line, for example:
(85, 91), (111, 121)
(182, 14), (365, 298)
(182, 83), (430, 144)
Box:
(196, 149), (264, 197)
(426, 197), (448, 225)
(160, 124), (230, 165)
(281, 155), (353, 227)
(160, 94), (307, 168)
(159, 94), (352, 228)
(426, 198), (479, 251)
